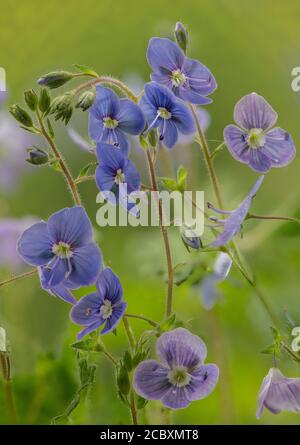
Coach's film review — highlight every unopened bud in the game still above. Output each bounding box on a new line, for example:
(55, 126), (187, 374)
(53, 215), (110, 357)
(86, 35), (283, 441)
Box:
(9, 104), (33, 127)
(181, 226), (202, 250)
(24, 89), (38, 111)
(26, 147), (49, 165)
(51, 92), (74, 125)
(174, 22), (189, 53)
(75, 89), (95, 111)
(117, 365), (130, 396)
(39, 88), (51, 114)
(37, 71), (73, 89)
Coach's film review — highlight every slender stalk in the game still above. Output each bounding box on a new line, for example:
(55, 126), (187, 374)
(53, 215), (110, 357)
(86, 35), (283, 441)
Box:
(75, 174), (95, 185)
(36, 111), (82, 206)
(75, 76), (138, 103)
(247, 213), (300, 225)
(124, 313), (158, 327)
(129, 391), (138, 426)
(190, 103), (223, 209)
(103, 350), (118, 366)
(122, 317), (135, 350)
(0, 269), (37, 289)
(146, 149), (174, 318)
(122, 317), (138, 425)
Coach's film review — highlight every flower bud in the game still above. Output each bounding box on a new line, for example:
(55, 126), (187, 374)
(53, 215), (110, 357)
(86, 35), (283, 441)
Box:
(174, 22), (189, 53)
(37, 71), (73, 89)
(9, 104), (33, 127)
(51, 92), (74, 125)
(24, 89), (38, 111)
(39, 88), (51, 114)
(181, 226), (202, 250)
(117, 365), (130, 396)
(75, 89), (95, 111)
(26, 147), (49, 165)
(148, 128), (158, 148)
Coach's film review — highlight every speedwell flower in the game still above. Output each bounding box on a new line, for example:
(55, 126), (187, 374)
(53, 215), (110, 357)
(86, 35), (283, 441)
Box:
(209, 175), (264, 247)
(89, 86), (145, 155)
(140, 82), (194, 148)
(257, 368), (300, 418)
(70, 267), (127, 339)
(17, 206), (102, 289)
(133, 327), (219, 409)
(224, 93), (296, 173)
(200, 252), (232, 310)
(147, 38), (217, 105)
(95, 142), (141, 205)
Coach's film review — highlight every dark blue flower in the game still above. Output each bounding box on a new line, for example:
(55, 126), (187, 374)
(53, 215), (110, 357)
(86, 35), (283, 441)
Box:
(147, 38), (217, 105)
(140, 82), (194, 148)
(208, 175), (264, 247)
(38, 267), (77, 305)
(89, 86), (145, 155)
(17, 207), (102, 293)
(70, 267), (127, 339)
(95, 143), (141, 210)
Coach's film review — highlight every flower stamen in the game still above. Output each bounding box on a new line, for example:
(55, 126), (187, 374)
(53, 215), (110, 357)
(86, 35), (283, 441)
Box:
(52, 241), (73, 259)
(168, 366), (191, 387)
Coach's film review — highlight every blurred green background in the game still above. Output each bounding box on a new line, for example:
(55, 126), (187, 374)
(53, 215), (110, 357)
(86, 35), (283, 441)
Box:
(0, 0), (300, 425)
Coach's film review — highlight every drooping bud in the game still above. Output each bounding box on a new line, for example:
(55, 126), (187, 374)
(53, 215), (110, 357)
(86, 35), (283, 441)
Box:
(50, 92), (74, 125)
(174, 22), (189, 53)
(9, 104), (33, 127)
(24, 89), (38, 111)
(26, 147), (49, 165)
(180, 225), (202, 251)
(75, 89), (95, 111)
(39, 88), (51, 114)
(37, 71), (73, 89)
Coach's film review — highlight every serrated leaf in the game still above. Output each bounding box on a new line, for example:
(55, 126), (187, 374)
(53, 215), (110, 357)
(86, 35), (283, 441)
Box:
(73, 64), (98, 78)
(77, 161), (97, 179)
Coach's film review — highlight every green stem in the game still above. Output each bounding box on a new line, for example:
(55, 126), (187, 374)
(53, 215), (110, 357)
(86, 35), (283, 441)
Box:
(0, 269), (37, 289)
(146, 149), (174, 318)
(75, 76), (138, 103)
(122, 317), (135, 350)
(36, 111), (82, 206)
(102, 350), (118, 366)
(124, 313), (158, 327)
(247, 213), (300, 225)
(129, 390), (138, 426)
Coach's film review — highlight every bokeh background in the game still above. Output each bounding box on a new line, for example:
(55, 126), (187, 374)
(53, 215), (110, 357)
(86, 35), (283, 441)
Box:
(0, 0), (300, 425)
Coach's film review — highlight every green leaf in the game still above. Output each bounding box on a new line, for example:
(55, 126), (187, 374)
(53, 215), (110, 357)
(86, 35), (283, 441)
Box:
(77, 161), (97, 179)
(50, 159), (62, 172)
(261, 344), (276, 355)
(123, 350), (132, 372)
(159, 177), (178, 191)
(73, 64), (98, 78)
(72, 337), (105, 353)
(158, 314), (176, 334)
(176, 165), (187, 192)
(47, 118), (55, 138)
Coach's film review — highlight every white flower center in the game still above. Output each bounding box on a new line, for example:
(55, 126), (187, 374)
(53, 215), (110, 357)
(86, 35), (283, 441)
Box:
(52, 241), (73, 259)
(247, 128), (265, 149)
(103, 116), (119, 129)
(171, 69), (187, 87)
(100, 299), (113, 319)
(114, 168), (125, 184)
(168, 366), (191, 387)
(158, 107), (172, 120)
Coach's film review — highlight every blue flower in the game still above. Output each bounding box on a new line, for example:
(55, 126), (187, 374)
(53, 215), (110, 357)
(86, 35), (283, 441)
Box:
(95, 143), (141, 210)
(70, 267), (127, 339)
(147, 38), (217, 105)
(88, 86), (145, 156)
(134, 328), (219, 409)
(208, 175), (264, 247)
(17, 207), (102, 292)
(140, 82), (194, 148)
(200, 253), (232, 309)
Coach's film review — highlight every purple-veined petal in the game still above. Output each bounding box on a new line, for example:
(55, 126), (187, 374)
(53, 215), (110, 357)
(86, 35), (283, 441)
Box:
(143, 82), (174, 111)
(114, 128), (130, 156)
(248, 148), (272, 173)
(88, 112), (103, 142)
(162, 120), (178, 148)
(262, 127), (296, 167)
(96, 268), (123, 304)
(161, 386), (190, 409)
(96, 143), (125, 171)
(39, 268), (76, 304)
(133, 359), (171, 400)
(210, 227), (237, 248)
(183, 57), (217, 96)
(257, 368), (300, 418)
(90, 86), (120, 120)
(151, 72), (173, 89)
(187, 364), (219, 401)
(47, 207), (93, 247)
(171, 102), (195, 134)
(77, 320), (105, 340)
(176, 88), (213, 105)
(157, 328), (207, 369)
(95, 165), (116, 192)
(234, 93), (277, 131)
(70, 292), (103, 326)
(101, 301), (127, 334)
(17, 221), (53, 266)
(123, 160), (141, 193)
(68, 243), (102, 287)
(117, 99), (145, 135)
(147, 37), (185, 73)
(40, 258), (70, 287)
(224, 125), (250, 164)
(139, 96), (158, 126)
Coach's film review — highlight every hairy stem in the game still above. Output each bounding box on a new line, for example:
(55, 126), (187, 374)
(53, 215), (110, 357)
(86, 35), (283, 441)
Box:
(124, 313), (158, 327)
(122, 317), (135, 350)
(146, 149), (174, 318)
(36, 111), (82, 206)
(75, 76), (138, 103)
(0, 269), (37, 289)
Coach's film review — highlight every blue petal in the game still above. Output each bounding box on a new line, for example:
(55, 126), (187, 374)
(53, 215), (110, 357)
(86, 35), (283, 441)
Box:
(139, 96), (158, 126)
(95, 165), (116, 193)
(90, 86), (120, 120)
(101, 301), (127, 334)
(134, 360), (170, 400)
(39, 268), (76, 304)
(171, 102), (194, 134)
(41, 258), (70, 287)
(117, 99), (145, 135)
(88, 112), (103, 142)
(143, 82), (175, 111)
(96, 143), (126, 171)
(262, 127), (296, 168)
(68, 243), (102, 287)
(183, 57), (217, 96)
(47, 207), (93, 247)
(17, 221), (53, 266)
(162, 120), (178, 148)
(70, 292), (103, 326)
(224, 125), (250, 164)
(114, 129), (130, 156)
(176, 88), (213, 105)
(77, 320), (105, 340)
(248, 149), (272, 173)
(234, 93), (277, 131)
(161, 386), (190, 409)
(96, 267), (123, 304)
(187, 364), (219, 400)
(123, 159), (141, 192)
(147, 37), (185, 73)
